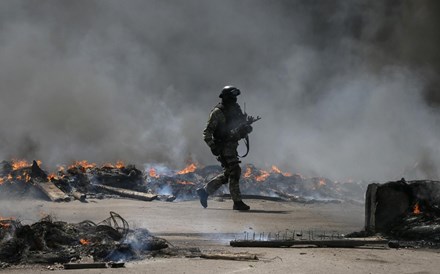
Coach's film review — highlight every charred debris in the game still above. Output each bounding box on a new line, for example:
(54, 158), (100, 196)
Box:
(0, 211), (169, 267)
(359, 178), (440, 248)
(0, 159), (367, 204)
(2, 160), (440, 254)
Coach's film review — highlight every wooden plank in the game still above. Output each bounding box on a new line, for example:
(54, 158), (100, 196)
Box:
(230, 239), (389, 248)
(64, 262), (107, 269)
(94, 184), (157, 201)
(33, 179), (70, 202)
(72, 190), (86, 202)
(200, 253), (258, 261)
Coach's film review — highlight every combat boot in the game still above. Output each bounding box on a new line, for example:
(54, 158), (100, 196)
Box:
(233, 201), (250, 211)
(196, 188), (208, 208)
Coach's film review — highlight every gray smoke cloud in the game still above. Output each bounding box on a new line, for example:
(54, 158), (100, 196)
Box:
(0, 0), (439, 181)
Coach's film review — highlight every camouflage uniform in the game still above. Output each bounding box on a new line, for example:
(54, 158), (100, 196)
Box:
(202, 102), (247, 202)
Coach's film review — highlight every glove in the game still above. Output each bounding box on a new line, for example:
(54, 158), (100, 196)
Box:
(244, 124), (253, 134)
(210, 145), (221, 156)
(238, 124), (253, 138)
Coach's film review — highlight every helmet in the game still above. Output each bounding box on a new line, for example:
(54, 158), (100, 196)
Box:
(219, 86), (241, 98)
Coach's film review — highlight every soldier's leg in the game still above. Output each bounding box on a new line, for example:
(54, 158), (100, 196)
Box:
(227, 162), (249, 210)
(204, 172), (228, 195)
(227, 162), (242, 202)
(197, 158), (228, 208)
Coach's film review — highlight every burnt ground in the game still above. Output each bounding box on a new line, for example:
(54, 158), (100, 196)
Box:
(1, 198), (439, 274)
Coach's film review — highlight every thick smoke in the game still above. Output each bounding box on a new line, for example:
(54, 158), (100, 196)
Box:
(0, 1), (439, 181)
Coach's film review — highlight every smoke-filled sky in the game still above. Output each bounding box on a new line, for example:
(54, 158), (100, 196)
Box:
(0, 0), (439, 181)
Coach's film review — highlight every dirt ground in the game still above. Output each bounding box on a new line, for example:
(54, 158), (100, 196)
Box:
(1, 198), (439, 273)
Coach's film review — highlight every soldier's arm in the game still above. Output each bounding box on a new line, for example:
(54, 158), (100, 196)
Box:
(203, 108), (223, 148)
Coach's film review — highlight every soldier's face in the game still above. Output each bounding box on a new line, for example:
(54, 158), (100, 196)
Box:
(222, 96), (237, 104)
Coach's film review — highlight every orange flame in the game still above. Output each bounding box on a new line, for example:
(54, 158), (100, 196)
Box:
(48, 173), (57, 181)
(255, 170), (270, 182)
(244, 166), (252, 178)
(177, 163), (197, 175)
(0, 223), (11, 229)
(318, 179), (326, 187)
(0, 216), (14, 229)
(149, 168), (159, 178)
(0, 178), (4, 185)
(413, 202), (421, 214)
(69, 160), (96, 170)
(12, 159), (31, 170)
(270, 165), (292, 177)
(115, 161), (125, 169)
(79, 239), (91, 245)
(0, 216), (14, 221)
(102, 161), (125, 169)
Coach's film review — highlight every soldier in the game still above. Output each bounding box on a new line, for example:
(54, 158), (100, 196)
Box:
(197, 86), (254, 211)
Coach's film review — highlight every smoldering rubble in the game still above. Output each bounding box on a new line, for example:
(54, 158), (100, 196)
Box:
(0, 159), (368, 204)
(0, 212), (168, 266)
(1, 159), (440, 266)
(360, 179), (440, 247)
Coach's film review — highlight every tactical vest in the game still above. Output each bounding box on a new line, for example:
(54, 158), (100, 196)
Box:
(213, 102), (245, 141)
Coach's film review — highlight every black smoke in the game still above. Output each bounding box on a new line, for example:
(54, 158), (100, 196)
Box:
(0, 0), (439, 181)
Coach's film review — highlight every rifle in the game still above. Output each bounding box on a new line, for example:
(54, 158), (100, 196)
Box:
(230, 114), (261, 158)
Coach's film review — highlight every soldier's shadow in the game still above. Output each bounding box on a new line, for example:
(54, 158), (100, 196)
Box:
(240, 209), (290, 214)
(208, 208), (289, 214)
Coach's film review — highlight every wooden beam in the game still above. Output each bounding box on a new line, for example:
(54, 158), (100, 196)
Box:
(33, 178), (70, 202)
(94, 184), (157, 201)
(72, 190), (86, 202)
(201, 253), (258, 261)
(64, 262), (107, 269)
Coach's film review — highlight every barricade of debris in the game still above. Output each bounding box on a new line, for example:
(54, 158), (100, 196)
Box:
(0, 212), (168, 267)
(0, 159), (368, 204)
(349, 178), (440, 248)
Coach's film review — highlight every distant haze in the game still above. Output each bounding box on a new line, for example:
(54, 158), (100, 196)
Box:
(0, 1), (439, 181)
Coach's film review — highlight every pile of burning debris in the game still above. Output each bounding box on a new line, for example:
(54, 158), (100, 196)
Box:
(0, 212), (168, 267)
(0, 159), (367, 203)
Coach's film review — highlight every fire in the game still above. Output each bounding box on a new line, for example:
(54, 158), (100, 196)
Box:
(0, 216), (14, 229)
(102, 161), (125, 169)
(79, 239), (91, 245)
(270, 165), (292, 177)
(12, 159), (31, 170)
(0, 177), (4, 184)
(115, 161), (125, 169)
(48, 173), (57, 181)
(252, 165), (293, 182)
(244, 166), (252, 178)
(0, 222), (11, 229)
(177, 163), (197, 175)
(318, 179), (326, 187)
(177, 180), (195, 185)
(149, 168), (160, 178)
(255, 170), (270, 182)
(413, 202), (421, 214)
(69, 160), (96, 170)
